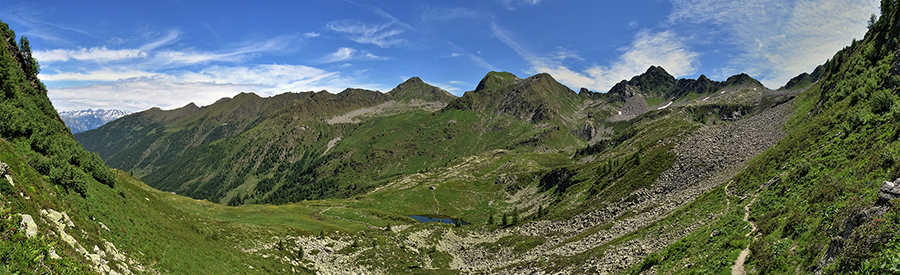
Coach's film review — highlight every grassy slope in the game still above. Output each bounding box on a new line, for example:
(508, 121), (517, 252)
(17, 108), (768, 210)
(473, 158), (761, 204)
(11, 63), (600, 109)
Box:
(27, 4), (900, 274)
(0, 21), (314, 274)
(627, 2), (900, 273)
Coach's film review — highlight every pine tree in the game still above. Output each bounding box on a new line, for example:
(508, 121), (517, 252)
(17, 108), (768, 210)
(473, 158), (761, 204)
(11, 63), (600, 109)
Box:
(455, 217), (462, 227)
(502, 212), (508, 226)
(537, 205), (543, 218)
(17, 36), (39, 75)
(488, 214), (494, 225)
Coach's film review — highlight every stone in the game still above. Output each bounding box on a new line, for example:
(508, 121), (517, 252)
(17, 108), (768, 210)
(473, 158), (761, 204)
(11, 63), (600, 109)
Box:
(18, 214), (37, 238)
(48, 247), (61, 259)
(878, 179), (900, 202)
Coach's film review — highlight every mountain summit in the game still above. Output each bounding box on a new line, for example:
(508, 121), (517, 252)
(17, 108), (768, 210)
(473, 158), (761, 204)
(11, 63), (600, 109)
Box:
(608, 65), (765, 101)
(59, 108), (130, 133)
(446, 71), (579, 123)
(386, 77), (456, 103)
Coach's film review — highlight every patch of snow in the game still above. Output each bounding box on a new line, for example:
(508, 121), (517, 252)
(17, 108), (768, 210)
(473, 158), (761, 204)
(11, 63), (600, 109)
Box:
(658, 101), (674, 110)
(702, 97), (710, 101)
(617, 111), (622, 115)
(721, 90), (726, 94)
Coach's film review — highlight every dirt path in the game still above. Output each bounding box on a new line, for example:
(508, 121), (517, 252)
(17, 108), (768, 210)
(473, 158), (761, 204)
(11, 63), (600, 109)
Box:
(731, 186), (760, 275)
(432, 190), (440, 214)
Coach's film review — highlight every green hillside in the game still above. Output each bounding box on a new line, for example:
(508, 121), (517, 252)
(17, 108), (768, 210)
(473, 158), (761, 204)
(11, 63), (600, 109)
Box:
(4, 1), (899, 273)
(0, 21), (311, 274)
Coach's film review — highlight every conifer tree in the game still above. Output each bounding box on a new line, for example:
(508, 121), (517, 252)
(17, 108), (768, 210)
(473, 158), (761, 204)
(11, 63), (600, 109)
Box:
(488, 214), (494, 225)
(17, 36), (39, 75)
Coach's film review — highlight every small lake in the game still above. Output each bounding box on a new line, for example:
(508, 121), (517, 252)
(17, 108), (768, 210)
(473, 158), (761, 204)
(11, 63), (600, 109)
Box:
(409, 214), (470, 225)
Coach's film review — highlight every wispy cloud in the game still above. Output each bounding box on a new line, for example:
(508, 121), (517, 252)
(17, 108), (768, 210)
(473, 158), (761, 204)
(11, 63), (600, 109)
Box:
(668, 0), (879, 87)
(139, 30), (181, 51)
(3, 4), (103, 46)
(420, 7), (490, 22)
(442, 42), (499, 72)
(326, 2), (412, 48)
(39, 69), (162, 82)
(323, 47), (356, 63)
(326, 19), (407, 48)
(319, 47), (389, 63)
(492, 23), (698, 91)
(498, 0), (548, 10)
(34, 47), (147, 62)
(304, 32), (321, 38)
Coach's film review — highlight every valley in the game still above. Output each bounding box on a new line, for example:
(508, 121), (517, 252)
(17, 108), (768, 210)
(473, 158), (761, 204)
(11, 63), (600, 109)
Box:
(2, 1), (900, 274)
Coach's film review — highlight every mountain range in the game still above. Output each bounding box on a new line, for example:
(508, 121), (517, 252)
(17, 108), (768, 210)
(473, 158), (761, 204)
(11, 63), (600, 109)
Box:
(58, 109), (130, 133)
(1, 2), (900, 274)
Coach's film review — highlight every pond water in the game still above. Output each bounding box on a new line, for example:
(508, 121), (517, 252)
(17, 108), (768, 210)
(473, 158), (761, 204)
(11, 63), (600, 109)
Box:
(408, 214), (470, 225)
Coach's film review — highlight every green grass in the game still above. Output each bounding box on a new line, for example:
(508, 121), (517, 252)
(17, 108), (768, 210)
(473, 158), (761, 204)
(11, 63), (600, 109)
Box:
(645, 96), (668, 107)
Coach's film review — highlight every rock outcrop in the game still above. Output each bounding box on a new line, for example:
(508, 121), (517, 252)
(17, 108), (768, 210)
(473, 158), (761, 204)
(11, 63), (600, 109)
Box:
(17, 214), (37, 238)
(878, 179), (900, 202)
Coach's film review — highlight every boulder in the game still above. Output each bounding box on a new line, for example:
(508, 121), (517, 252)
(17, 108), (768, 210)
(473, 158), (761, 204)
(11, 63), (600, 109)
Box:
(877, 179), (900, 202)
(18, 214), (37, 238)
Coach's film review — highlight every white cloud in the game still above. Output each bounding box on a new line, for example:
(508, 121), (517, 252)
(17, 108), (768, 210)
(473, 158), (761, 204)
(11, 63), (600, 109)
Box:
(326, 19), (407, 48)
(668, 0), (879, 87)
(48, 80), (261, 112)
(34, 47), (147, 62)
(498, 0), (548, 10)
(304, 32), (321, 38)
(319, 47), (389, 63)
(39, 69), (162, 82)
(47, 64), (353, 112)
(323, 47), (356, 63)
(583, 31), (698, 91)
(139, 30), (181, 51)
(549, 47), (583, 61)
(152, 50), (246, 65)
(491, 23), (697, 91)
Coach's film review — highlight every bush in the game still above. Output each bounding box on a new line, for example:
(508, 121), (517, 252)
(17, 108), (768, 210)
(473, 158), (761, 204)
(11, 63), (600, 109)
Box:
(869, 89), (894, 114)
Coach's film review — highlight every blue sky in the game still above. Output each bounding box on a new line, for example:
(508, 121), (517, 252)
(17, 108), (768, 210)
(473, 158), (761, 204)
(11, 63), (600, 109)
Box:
(1, 0), (880, 112)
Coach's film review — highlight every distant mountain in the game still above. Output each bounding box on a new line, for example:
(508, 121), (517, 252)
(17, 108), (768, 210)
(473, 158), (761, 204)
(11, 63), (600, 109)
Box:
(607, 65), (764, 102)
(445, 71), (580, 123)
(76, 78), (465, 204)
(59, 108), (130, 133)
(780, 64), (825, 90)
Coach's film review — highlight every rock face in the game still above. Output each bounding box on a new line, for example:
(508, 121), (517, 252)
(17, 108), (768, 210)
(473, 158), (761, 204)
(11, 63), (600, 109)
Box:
(878, 179), (900, 202)
(18, 214), (37, 238)
(37, 208), (152, 275)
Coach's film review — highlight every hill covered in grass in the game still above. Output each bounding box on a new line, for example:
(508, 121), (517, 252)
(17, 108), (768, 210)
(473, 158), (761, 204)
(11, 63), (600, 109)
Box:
(0, 20), (317, 274)
(9, 1), (900, 273)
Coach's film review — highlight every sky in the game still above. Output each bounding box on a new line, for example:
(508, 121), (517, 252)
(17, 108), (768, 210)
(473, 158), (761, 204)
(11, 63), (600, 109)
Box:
(1, 0), (881, 112)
